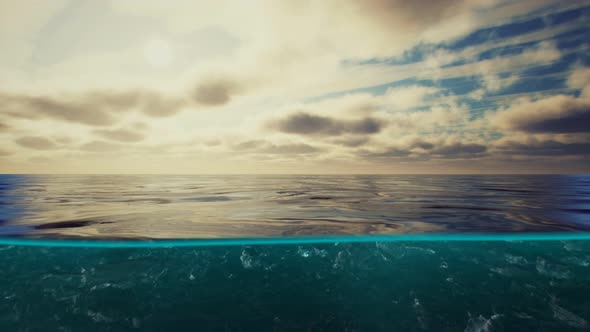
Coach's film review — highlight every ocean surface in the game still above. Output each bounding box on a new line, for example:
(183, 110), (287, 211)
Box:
(0, 174), (589, 238)
(1, 175), (590, 331)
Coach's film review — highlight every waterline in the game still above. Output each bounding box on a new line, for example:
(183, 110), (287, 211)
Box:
(2, 232), (590, 248)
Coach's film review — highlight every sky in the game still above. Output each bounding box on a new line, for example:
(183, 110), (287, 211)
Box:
(0, 0), (589, 174)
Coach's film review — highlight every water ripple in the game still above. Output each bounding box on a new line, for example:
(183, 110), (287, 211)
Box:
(0, 174), (588, 239)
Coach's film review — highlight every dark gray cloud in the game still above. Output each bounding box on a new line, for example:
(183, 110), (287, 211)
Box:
(515, 111), (590, 133)
(15, 136), (58, 150)
(94, 129), (145, 142)
(85, 90), (186, 117)
(192, 79), (239, 106)
(362, 139), (487, 160)
(272, 112), (383, 136)
(492, 96), (590, 133)
(1, 94), (116, 126)
(365, 136), (588, 161)
(356, 0), (469, 32)
(432, 142), (487, 158)
(413, 141), (435, 150)
(80, 141), (121, 152)
(0, 90), (186, 127)
(364, 147), (412, 158)
(494, 139), (590, 156)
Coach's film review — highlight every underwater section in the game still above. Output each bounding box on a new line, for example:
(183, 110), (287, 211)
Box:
(1, 240), (589, 331)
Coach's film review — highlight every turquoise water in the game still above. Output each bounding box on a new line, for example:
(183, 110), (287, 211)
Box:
(1, 175), (589, 330)
(1, 240), (589, 331)
(1, 233), (590, 247)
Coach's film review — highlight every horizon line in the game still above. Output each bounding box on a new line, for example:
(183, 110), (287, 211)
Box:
(0, 173), (588, 176)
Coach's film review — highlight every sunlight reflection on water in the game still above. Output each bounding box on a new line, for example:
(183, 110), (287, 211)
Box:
(0, 174), (588, 239)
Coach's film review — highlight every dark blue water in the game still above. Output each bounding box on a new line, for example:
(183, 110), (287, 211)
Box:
(0, 175), (589, 238)
(1, 175), (589, 331)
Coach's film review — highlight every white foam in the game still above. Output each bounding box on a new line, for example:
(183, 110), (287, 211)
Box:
(536, 258), (571, 279)
(550, 297), (589, 329)
(504, 254), (528, 265)
(464, 314), (502, 332)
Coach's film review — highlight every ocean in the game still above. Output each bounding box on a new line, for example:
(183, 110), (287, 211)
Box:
(0, 175), (589, 331)
(1, 174), (588, 238)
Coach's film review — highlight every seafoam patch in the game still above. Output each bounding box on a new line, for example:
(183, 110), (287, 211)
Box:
(411, 293), (429, 330)
(536, 258), (571, 279)
(505, 254), (528, 265)
(464, 313), (502, 332)
(550, 297), (589, 329)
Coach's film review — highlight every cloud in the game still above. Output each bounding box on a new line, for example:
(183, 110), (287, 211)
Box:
(330, 136), (370, 147)
(80, 141), (121, 152)
(268, 0), (490, 59)
(0, 149), (12, 156)
(269, 88), (465, 138)
(493, 136), (590, 156)
(423, 41), (561, 91)
(1, 0), (587, 174)
(259, 143), (320, 154)
(387, 104), (468, 131)
(139, 93), (187, 117)
(0, 90), (187, 127)
(15, 136), (57, 150)
(432, 142), (487, 158)
(382, 86), (439, 110)
(353, 0), (470, 29)
(132, 122), (149, 130)
(94, 129), (145, 142)
(232, 139), (320, 155)
(491, 95), (590, 133)
(362, 137), (488, 160)
(271, 112), (383, 136)
(233, 140), (265, 151)
(192, 78), (241, 106)
(568, 66), (590, 98)
(1, 93), (116, 126)
(568, 66), (590, 89)
(204, 139), (222, 147)
(363, 146), (412, 158)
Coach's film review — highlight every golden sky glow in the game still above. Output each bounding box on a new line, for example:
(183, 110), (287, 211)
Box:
(0, 0), (589, 174)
